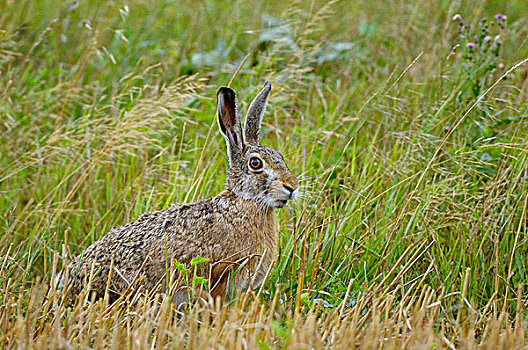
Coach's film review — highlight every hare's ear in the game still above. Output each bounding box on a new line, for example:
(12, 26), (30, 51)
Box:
(244, 81), (271, 145)
(217, 87), (244, 164)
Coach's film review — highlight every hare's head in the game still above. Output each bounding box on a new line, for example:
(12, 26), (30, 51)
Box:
(217, 82), (298, 209)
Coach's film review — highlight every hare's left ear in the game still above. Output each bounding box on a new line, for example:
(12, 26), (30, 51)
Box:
(217, 87), (244, 164)
(244, 81), (271, 145)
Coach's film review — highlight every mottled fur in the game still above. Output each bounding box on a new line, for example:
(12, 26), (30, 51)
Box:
(66, 82), (298, 305)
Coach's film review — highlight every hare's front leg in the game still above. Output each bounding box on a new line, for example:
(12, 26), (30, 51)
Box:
(207, 262), (247, 305)
(204, 252), (273, 305)
(230, 253), (273, 296)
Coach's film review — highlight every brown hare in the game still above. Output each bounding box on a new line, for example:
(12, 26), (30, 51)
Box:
(64, 81), (298, 306)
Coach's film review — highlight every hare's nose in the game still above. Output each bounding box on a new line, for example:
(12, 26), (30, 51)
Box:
(283, 184), (296, 196)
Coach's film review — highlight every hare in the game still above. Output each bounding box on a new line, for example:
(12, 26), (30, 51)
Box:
(65, 81), (298, 305)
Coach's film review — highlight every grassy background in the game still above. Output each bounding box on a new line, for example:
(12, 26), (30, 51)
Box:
(1, 0), (528, 347)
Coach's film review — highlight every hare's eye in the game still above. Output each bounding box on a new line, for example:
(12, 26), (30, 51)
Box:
(249, 157), (263, 170)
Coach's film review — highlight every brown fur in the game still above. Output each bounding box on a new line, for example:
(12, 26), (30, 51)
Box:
(66, 82), (298, 305)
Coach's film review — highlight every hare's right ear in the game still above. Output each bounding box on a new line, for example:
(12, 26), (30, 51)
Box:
(244, 81), (271, 145)
(217, 87), (244, 164)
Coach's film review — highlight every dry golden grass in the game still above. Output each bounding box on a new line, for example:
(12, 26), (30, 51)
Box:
(1, 275), (526, 349)
(1, 245), (526, 349)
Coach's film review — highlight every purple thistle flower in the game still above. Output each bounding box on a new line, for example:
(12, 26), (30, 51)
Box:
(484, 36), (491, 42)
(494, 14), (503, 20)
(466, 42), (475, 49)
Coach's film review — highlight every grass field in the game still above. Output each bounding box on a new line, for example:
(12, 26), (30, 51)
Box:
(1, 0), (528, 348)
